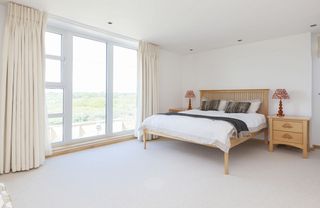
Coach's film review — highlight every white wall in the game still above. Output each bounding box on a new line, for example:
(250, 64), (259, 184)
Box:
(181, 33), (312, 116)
(180, 33), (315, 143)
(311, 33), (320, 145)
(158, 49), (182, 112)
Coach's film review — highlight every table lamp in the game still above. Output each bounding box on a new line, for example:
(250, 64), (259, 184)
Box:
(185, 90), (195, 110)
(272, 89), (290, 117)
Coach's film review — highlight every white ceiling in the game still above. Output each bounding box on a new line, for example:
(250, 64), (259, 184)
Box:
(1, 0), (320, 54)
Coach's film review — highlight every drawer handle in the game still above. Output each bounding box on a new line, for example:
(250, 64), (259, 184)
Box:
(282, 123), (293, 128)
(282, 133), (293, 139)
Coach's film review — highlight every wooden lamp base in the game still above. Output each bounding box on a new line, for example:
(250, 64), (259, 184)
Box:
(187, 98), (192, 110)
(277, 99), (285, 117)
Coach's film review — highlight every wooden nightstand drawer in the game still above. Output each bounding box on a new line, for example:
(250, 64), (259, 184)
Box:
(273, 120), (303, 133)
(273, 131), (302, 144)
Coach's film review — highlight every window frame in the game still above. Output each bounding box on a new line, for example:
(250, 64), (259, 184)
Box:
(46, 25), (138, 147)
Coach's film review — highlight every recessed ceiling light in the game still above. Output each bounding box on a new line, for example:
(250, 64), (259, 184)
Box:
(107, 21), (113, 25)
(237, 39), (243, 42)
(189, 49), (194, 51)
(310, 24), (317, 27)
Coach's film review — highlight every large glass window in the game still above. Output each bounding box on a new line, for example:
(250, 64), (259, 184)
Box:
(72, 36), (107, 139)
(113, 46), (137, 133)
(45, 32), (64, 143)
(45, 28), (137, 146)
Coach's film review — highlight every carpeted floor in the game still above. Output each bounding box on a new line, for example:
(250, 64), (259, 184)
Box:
(0, 138), (319, 208)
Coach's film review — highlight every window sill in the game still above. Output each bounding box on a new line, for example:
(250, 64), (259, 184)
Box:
(48, 134), (135, 157)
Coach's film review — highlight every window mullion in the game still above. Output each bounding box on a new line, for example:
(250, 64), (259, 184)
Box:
(48, 113), (64, 118)
(106, 43), (113, 135)
(46, 83), (63, 89)
(46, 55), (64, 61)
(63, 32), (73, 144)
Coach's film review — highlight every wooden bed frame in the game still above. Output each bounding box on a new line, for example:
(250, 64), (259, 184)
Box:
(143, 89), (270, 175)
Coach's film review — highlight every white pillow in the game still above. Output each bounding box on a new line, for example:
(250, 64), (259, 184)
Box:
(247, 100), (261, 113)
(218, 100), (228, 111)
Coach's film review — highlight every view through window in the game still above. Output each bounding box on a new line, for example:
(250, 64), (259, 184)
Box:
(72, 36), (106, 139)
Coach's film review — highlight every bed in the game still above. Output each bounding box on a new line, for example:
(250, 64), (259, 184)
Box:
(141, 89), (269, 175)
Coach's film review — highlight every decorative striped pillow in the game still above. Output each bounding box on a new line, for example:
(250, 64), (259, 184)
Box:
(225, 102), (239, 113)
(237, 102), (251, 113)
(225, 102), (251, 113)
(200, 100), (208, 111)
(201, 100), (220, 111)
(207, 100), (220, 111)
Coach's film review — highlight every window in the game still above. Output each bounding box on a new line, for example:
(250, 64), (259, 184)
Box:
(113, 46), (137, 133)
(45, 32), (64, 143)
(72, 36), (107, 139)
(45, 27), (137, 146)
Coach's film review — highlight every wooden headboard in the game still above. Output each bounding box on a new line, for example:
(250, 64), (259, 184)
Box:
(200, 89), (270, 116)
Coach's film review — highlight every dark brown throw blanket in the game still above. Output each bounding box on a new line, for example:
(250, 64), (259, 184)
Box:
(160, 112), (249, 134)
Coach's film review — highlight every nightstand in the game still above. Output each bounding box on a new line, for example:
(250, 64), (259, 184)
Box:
(168, 108), (187, 113)
(268, 116), (310, 158)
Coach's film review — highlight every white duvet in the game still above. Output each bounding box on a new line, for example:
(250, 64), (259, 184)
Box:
(139, 110), (267, 152)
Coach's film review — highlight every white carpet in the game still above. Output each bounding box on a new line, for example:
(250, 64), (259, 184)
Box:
(0, 139), (319, 208)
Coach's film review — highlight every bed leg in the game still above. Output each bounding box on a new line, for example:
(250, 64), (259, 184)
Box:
(224, 152), (229, 175)
(264, 128), (269, 145)
(143, 130), (147, 150)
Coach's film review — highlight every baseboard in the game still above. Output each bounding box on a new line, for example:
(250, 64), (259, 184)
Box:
(47, 135), (135, 157)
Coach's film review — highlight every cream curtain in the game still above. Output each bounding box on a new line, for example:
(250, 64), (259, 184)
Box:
(135, 41), (159, 140)
(0, 3), (49, 174)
